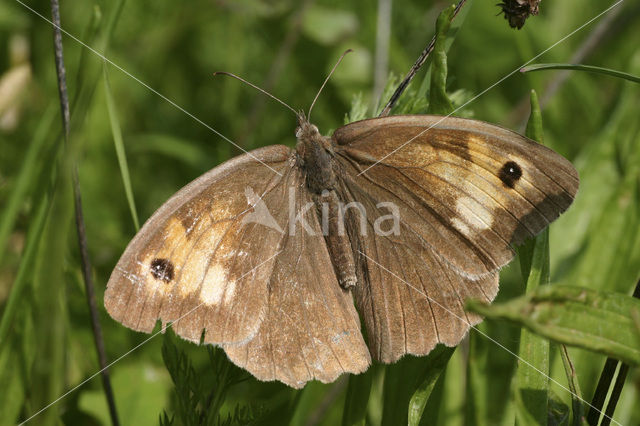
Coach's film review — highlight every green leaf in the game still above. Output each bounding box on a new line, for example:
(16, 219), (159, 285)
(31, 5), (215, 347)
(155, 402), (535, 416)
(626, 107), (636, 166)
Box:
(0, 180), (52, 351)
(381, 356), (424, 426)
(25, 143), (74, 424)
(524, 90), (544, 147)
(426, 5), (455, 115)
(78, 361), (171, 425)
(548, 391), (571, 425)
(379, 348), (456, 426)
(521, 63), (640, 84)
(160, 329), (252, 425)
(466, 285), (640, 366)
(559, 345), (587, 426)
(417, 0), (473, 101)
(513, 90), (550, 426)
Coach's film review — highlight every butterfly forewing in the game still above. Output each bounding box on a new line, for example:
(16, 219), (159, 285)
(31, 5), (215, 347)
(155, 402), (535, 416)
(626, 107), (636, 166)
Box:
(104, 146), (292, 344)
(334, 115), (579, 278)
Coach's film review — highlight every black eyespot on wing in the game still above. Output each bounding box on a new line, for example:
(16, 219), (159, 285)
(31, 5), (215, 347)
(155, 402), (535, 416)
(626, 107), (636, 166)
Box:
(498, 161), (522, 188)
(150, 258), (174, 282)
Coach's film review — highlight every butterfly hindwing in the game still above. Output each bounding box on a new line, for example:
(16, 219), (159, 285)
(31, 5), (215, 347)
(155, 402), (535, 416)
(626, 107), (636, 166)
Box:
(223, 169), (370, 388)
(337, 165), (500, 362)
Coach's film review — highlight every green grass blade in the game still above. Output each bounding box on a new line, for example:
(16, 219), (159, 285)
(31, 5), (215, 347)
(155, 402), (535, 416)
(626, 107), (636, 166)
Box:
(407, 346), (455, 426)
(0, 333), (27, 422)
(342, 370), (373, 426)
(0, 104), (56, 267)
(0, 194), (50, 348)
(466, 285), (640, 366)
(381, 357), (423, 426)
(25, 157), (74, 424)
(103, 64), (140, 230)
(559, 345), (586, 426)
(521, 63), (640, 84)
(0, 194), (50, 423)
(513, 90), (550, 426)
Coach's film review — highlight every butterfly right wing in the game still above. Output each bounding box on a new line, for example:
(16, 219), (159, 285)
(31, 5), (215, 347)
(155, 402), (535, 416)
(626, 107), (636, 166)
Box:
(333, 115), (578, 278)
(336, 172), (499, 362)
(332, 115), (577, 362)
(104, 146), (293, 345)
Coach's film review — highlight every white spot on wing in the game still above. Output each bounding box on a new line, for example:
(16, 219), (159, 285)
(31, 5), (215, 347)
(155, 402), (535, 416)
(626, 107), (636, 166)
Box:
(223, 279), (236, 304)
(200, 263), (234, 305)
(453, 196), (494, 235)
(179, 222), (229, 297)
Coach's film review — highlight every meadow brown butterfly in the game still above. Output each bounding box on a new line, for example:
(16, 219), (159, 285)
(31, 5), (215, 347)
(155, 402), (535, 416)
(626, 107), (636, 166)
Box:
(104, 111), (578, 388)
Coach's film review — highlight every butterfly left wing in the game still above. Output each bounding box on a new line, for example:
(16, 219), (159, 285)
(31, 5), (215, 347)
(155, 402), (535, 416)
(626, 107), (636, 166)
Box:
(223, 168), (371, 388)
(106, 146), (370, 388)
(105, 146), (293, 345)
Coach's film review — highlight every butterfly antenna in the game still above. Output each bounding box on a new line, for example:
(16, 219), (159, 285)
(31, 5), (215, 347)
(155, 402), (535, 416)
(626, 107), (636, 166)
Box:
(307, 49), (353, 121)
(213, 71), (298, 116)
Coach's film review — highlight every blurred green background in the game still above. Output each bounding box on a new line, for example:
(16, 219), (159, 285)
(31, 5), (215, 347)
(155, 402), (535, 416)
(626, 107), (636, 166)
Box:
(1, 0), (639, 424)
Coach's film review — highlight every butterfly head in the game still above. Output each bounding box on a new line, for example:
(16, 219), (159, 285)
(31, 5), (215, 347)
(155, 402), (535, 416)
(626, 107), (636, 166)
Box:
(295, 112), (331, 157)
(295, 112), (320, 141)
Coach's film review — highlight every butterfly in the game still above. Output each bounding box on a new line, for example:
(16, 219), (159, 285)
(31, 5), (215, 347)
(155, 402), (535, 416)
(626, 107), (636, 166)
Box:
(104, 113), (578, 388)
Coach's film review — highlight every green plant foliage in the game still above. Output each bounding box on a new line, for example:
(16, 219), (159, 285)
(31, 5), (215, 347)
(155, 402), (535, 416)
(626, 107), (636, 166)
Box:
(159, 329), (258, 425)
(341, 369), (373, 426)
(2, 0), (640, 425)
(513, 90), (550, 426)
(426, 5), (456, 115)
(467, 285), (640, 365)
(521, 63), (640, 84)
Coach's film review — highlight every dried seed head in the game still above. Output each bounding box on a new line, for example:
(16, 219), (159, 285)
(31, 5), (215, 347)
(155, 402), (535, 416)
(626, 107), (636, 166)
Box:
(497, 0), (541, 29)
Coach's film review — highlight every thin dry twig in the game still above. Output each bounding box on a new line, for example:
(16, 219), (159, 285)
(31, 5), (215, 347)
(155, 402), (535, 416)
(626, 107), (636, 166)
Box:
(378, 0), (467, 117)
(50, 1), (120, 425)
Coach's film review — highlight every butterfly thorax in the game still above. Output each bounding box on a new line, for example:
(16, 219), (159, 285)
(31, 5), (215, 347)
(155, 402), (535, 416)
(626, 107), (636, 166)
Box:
(295, 115), (336, 194)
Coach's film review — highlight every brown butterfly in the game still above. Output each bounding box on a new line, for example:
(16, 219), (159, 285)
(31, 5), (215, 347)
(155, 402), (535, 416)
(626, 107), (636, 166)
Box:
(104, 113), (578, 388)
